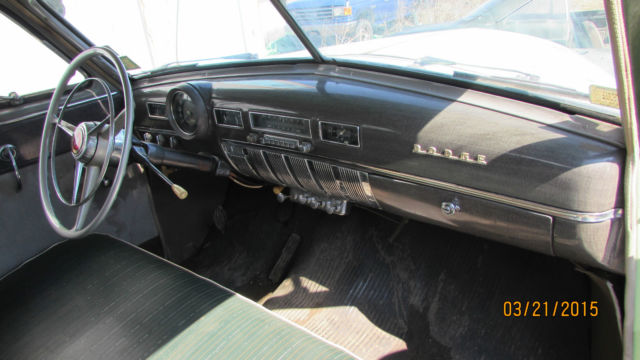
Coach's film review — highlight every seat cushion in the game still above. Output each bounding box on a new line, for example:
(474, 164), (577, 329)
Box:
(0, 235), (354, 360)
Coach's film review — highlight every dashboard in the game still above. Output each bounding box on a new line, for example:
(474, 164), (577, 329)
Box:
(133, 63), (625, 274)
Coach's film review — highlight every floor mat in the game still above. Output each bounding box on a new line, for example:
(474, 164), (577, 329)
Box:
(185, 186), (593, 359)
(182, 185), (295, 300)
(258, 206), (591, 360)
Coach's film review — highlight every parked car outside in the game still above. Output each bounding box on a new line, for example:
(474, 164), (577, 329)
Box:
(284, 0), (416, 45)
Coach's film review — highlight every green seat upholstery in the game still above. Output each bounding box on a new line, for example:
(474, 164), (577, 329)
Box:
(0, 235), (354, 360)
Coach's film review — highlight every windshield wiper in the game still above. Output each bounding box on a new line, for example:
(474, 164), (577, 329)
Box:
(448, 69), (620, 122)
(334, 53), (544, 83)
(415, 56), (541, 82)
(409, 55), (618, 120)
(411, 55), (596, 98)
(0, 92), (24, 106)
(158, 53), (259, 69)
(450, 69), (580, 97)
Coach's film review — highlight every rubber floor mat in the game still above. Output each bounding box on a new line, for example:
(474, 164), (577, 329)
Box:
(258, 206), (592, 360)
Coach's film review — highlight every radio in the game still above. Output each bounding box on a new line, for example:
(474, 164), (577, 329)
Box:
(246, 133), (313, 153)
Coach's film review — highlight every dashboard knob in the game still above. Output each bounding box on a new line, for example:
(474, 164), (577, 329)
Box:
(308, 198), (320, 209)
(143, 132), (153, 142)
(298, 142), (313, 153)
(246, 133), (260, 144)
(441, 202), (460, 216)
(156, 134), (166, 146)
(169, 136), (179, 149)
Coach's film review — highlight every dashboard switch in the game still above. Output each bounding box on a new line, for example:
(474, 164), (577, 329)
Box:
(298, 142), (313, 153)
(169, 136), (179, 149)
(441, 202), (460, 216)
(156, 134), (166, 146)
(247, 133), (260, 144)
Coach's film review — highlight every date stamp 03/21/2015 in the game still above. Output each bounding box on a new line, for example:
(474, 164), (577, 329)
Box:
(503, 301), (599, 318)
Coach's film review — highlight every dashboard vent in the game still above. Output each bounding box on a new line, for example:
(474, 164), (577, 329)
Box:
(320, 122), (359, 147)
(264, 152), (299, 188)
(214, 108), (243, 128)
(146, 102), (167, 119)
(286, 156), (324, 193)
(220, 141), (379, 208)
(246, 149), (282, 185)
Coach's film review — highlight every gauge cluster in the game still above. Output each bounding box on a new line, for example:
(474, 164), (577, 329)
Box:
(166, 83), (209, 140)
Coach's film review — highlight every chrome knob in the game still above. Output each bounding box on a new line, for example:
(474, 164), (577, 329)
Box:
(246, 133), (260, 144)
(156, 134), (166, 146)
(298, 142), (312, 153)
(0, 144), (21, 191)
(441, 202), (460, 216)
(308, 198), (320, 209)
(276, 192), (288, 203)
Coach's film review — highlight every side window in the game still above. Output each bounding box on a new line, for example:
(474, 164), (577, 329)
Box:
(0, 12), (83, 98)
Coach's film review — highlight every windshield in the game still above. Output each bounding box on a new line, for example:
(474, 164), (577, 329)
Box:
(281, 0), (619, 119)
(56, 0), (311, 73)
(54, 0), (619, 120)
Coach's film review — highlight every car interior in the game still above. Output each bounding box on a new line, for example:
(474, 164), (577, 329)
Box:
(0, 0), (638, 359)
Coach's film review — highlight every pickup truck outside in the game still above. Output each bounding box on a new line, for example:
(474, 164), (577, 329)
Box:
(282, 0), (607, 48)
(284, 0), (416, 45)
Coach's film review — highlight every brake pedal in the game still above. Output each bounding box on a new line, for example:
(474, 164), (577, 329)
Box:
(269, 233), (302, 284)
(212, 206), (227, 233)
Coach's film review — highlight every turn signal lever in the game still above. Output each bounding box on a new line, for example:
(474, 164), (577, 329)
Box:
(131, 141), (230, 200)
(144, 142), (229, 175)
(131, 146), (189, 199)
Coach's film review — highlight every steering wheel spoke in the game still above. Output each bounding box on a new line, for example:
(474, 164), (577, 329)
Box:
(73, 165), (100, 230)
(87, 113), (113, 136)
(56, 119), (76, 137)
(71, 161), (85, 205)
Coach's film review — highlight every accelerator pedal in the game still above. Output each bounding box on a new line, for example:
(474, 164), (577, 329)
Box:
(269, 233), (302, 284)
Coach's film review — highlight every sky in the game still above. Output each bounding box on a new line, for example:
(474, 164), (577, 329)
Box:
(2, 0), (292, 96)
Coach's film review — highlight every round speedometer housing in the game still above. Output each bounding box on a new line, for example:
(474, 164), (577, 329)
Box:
(166, 84), (208, 140)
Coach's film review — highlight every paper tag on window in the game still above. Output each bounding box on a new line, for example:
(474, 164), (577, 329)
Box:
(589, 85), (619, 108)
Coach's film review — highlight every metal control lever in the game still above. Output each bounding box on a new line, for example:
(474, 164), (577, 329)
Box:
(138, 140), (230, 177)
(132, 146), (188, 200)
(273, 186), (348, 215)
(0, 144), (22, 191)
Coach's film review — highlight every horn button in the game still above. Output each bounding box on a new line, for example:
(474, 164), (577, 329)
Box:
(71, 123), (98, 163)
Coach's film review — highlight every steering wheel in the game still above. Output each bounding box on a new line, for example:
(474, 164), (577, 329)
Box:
(38, 47), (134, 239)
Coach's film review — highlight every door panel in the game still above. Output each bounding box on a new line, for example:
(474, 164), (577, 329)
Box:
(0, 100), (158, 277)
(0, 153), (158, 277)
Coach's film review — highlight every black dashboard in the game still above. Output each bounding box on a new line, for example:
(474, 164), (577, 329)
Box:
(132, 63), (625, 274)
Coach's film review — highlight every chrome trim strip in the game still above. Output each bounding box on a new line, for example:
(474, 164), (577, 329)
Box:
(318, 121), (360, 147)
(358, 172), (379, 207)
(360, 164), (623, 223)
(249, 111), (312, 138)
(287, 155), (325, 193)
(312, 161), (343, 197)
(223, 139), (622, 223)
(213, 107), (244, 129)
(265, 151), (299, 188)
(245, 148), (282, 184)
(146, 102), (167, 120)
